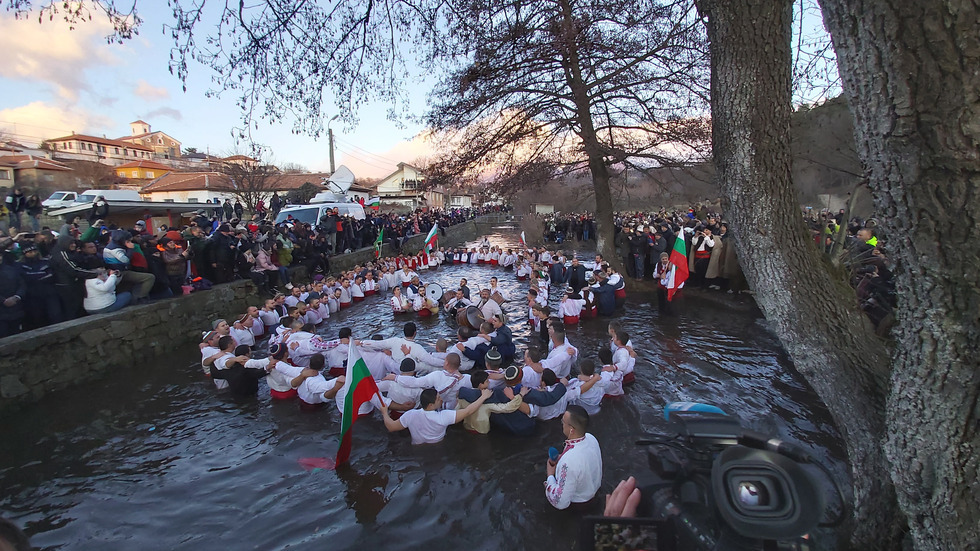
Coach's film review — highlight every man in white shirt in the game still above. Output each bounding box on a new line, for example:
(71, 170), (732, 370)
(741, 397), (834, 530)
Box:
(384, 353), (471, 410)
(378, 358), (425, 408)
(246, 306), (265, 337)
(358, 322), (431, 365)
(475, 287), (503, 321)
(380, 387), (492, 444)
(545, 405), (602, 509)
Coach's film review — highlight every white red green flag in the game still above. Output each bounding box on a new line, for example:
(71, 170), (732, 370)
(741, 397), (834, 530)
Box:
(368, 196), (380, 210)
(373, 228), (384, 258)
(335, 343), (381, 466)
(666, 230), (689, 301)
(423, 223), (439, 253)
(519, 231), (526, 248)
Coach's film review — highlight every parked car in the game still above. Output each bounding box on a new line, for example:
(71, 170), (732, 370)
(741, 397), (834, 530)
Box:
(275, 202), (366, 225)
(71, 189), (142, 205)
(42, 191), (78, 213)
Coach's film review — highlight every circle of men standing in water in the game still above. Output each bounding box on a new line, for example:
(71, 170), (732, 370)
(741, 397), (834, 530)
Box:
(199, 237), (634, 510)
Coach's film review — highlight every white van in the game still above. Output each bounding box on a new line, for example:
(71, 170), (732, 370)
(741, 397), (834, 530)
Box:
(275, 202), (366, 225)
(42, 191), (78, 212)
(71, 189), (143, 205)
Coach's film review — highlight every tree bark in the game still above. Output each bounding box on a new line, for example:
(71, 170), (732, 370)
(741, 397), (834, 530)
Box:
(697, 0), (904, 546)
(819, 1), (980, 548)
(555, 0), (622, 269)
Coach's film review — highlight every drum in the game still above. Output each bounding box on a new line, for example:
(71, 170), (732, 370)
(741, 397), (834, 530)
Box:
(426, 283), (444, 303)
(442, 290), (456, 305)
(456, 305), (485, 329)
(490, 291), (506, 305)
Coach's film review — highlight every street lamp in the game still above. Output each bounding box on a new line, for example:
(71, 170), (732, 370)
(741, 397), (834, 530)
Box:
(327, 115), (340, 174)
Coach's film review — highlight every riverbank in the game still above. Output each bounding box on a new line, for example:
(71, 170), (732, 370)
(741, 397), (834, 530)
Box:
(0, 219), (481, 415)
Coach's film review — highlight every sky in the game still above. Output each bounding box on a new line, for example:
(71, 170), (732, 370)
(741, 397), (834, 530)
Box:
(0, 3), (433, 178)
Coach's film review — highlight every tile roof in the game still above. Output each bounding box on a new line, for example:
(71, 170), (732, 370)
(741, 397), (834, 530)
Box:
(47, 133), (153, 151)
(0, 155), (72, 171)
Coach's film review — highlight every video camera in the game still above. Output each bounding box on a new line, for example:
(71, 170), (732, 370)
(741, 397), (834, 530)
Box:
(582, 405), (844, 551)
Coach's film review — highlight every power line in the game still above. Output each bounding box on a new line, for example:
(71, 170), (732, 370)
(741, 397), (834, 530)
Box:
(334, 137), (404, 165)
(334, 146), (399, 171)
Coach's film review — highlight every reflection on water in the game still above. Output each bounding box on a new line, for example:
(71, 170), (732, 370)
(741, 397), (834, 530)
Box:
(0, 231), (847, 550)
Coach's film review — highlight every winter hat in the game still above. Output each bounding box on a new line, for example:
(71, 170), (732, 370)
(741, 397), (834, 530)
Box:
(211, 318), (226, 329)
(400, 358), (417, 373)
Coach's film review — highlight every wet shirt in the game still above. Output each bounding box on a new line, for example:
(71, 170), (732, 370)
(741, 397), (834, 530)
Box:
(398, 408), (457, 445)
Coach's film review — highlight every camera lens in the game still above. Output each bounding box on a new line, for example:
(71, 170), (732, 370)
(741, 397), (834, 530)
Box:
(737, 481), (769, 507)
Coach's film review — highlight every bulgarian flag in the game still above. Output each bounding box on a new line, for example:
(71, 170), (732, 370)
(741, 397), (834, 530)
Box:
(666, 230), (689, 301)
(368, 196), (380, 210)
(373, 228), (384, 258)
(423, 223), (439, 254)
(519, 231), (526, 248)
(336, 343), (381, 466)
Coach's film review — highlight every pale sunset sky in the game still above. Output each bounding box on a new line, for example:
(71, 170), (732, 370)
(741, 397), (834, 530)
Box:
(0, 3), (434, 178)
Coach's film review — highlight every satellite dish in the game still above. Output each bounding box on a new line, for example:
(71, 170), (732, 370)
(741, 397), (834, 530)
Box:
(323, 165), (355, 195)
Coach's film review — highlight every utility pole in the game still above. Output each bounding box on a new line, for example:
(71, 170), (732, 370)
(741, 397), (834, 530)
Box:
(327, 115), (339, 174)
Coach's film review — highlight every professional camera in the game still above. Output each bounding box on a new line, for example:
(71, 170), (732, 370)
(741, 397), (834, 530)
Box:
(582, 404), (845, 551)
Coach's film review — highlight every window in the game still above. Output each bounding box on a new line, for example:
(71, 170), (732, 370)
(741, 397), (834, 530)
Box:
(43, 174), (54, 182)
(0, 171), (10, 180)
(158, 137), (164, 145)
(164, 199), (176, 203)
(187, 198), (198, 203)
(118, 171), (125, 177)
(132, 170), (139, 177)
(87, 143), (94, 151)
(146, 171), (154, 178)
(98, 145), (106, 153)
(114, 148), (119, 154)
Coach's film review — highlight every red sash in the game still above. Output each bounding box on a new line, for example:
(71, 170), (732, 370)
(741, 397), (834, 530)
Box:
(563, 315), (580, 325)
(695, 250), (711, 259)
(402, 281), (411, 287)
(365, 289), (377, 296)
(417, 308), (432, 317)
(623, 372), (635, 384)
(615, 288), (626, 299)
(340, 301), (352, 309)
(353, 296), (365, 302)
(270, 388), (297, 399)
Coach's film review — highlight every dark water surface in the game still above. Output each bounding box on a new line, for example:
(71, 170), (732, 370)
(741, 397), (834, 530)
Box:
(0, 229), (848, 550)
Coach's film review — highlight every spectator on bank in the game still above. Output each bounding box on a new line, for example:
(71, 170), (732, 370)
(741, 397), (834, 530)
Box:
(25, 194), (42, 233)
(84, 268), (132, 315)
(0, 237), (25, 337)
(19, 241), (62, 329)
(102, 230), (155, 301)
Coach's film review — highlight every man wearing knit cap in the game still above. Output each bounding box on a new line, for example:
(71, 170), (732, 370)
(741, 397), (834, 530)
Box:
(377, 358), (424, 410)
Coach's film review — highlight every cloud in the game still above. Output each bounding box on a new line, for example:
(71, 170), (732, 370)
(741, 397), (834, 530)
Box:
(0, 101), (116, 143)
(144, 107), (182, 121)
(135, 80), (170, 101)
(0, 14), (120, 102)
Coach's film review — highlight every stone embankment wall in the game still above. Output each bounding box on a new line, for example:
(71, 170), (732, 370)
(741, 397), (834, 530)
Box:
(0, 219), (484, 415)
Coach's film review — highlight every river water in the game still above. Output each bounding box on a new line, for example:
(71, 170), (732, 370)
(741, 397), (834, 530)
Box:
(0, 228), (848, 550)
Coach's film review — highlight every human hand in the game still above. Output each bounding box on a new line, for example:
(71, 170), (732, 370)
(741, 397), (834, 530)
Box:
(383, 374), (396, 381)
(401, 344), (411, 355)
(289, 342), (299, 350)
(520, 386), (531, 397)
(604, 477), (642, 518)
(456, 343), (465, 351)
(2, 296), (18, 308)
(301, 368), (319, 377)
(546, 459), (556, 477)
(383, 349), (392, 356)
(480, 388), (492, 400)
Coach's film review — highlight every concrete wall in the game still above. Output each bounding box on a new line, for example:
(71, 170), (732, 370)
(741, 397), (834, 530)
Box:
(0, 280), (260, 415)
(0, 219), (485, 415)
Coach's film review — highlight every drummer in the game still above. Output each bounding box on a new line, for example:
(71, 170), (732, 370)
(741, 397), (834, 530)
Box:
(488, 276), (507, 302)
(446, 289), (472, 317)
(413, 284), (439, 316)
(476, 287), (503, 322)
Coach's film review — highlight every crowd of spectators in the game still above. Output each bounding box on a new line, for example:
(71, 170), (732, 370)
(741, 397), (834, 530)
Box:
(0, 200), (510, 338)
(536, 204), (892, 327)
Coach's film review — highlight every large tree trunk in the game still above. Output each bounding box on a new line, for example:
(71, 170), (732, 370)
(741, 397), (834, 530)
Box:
(697, 0), (904, 546)
(819, 1), (980, 548)
(556, 0), (620, 266)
